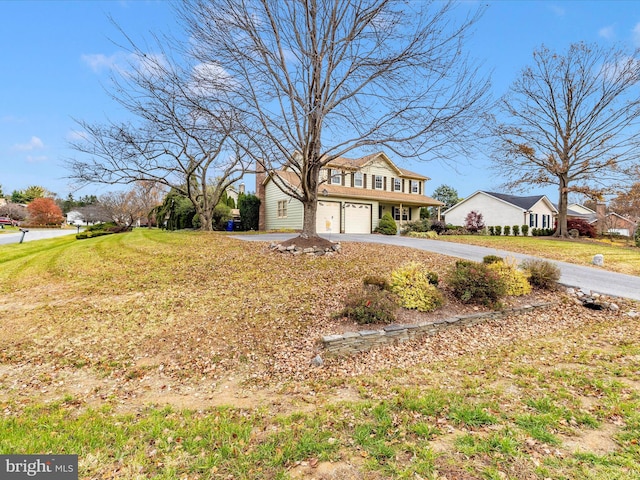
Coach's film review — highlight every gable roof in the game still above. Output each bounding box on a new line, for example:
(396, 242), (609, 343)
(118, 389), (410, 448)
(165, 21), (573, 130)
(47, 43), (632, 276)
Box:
(482, 191), (553, 211)
(444, 190), (558, 215)
(326, 152), (429, 180)
(589, 212), (637, 227)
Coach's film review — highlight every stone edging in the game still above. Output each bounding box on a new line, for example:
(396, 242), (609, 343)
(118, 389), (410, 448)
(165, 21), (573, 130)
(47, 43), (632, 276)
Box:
(321, 301), (556, 357)
(269, 242), (342, 256)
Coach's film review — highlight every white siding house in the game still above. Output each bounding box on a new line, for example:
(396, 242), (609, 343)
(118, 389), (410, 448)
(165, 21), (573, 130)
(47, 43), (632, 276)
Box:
(444, 191), (558, 234)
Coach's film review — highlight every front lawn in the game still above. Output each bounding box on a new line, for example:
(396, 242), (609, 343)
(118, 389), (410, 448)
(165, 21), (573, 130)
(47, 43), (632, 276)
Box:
(1, 229), (638, 479)
(437, 235), (640, 276)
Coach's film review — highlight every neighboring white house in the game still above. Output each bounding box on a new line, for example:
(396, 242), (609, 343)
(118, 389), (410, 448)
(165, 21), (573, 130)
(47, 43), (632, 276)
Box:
(256, 152), (443, 234)
(443, 191), (558, 234)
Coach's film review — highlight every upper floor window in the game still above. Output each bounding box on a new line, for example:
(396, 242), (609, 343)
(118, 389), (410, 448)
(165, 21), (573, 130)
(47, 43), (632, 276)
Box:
(411, 180), (419, 193)
(394, 178), (401, 192)
(330, 170), (341, 185)
(354, 172), (363, 188)
(374, 175), (383, 189)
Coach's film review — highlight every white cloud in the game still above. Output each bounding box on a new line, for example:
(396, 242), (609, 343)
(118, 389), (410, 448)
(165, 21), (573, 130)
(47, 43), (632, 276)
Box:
(549, 4), (566, 17)
(13, 136), (44, 151)
(81, 51), (168, 77)
(81, 53), (123, 73)
(25, 155), (48, 164)
(66, 130), (88, 142)
(633, 23), (640, 46)
(599, 25), (615, 40)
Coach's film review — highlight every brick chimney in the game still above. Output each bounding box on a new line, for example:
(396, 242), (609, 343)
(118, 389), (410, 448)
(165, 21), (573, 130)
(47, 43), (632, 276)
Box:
(255, 160), (267, 231)
(595, 202), (606, 234)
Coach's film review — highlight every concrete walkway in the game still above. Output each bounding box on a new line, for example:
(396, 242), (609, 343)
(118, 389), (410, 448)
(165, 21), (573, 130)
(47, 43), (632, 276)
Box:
(233, 233), (640, 301)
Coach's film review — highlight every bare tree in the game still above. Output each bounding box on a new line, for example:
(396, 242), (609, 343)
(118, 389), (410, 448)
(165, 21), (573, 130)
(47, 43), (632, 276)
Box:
(611, 182), (640, 220)
(66, 33), (247, 231)
(99, 190), (140, 228)
(129, 181), (166, 227)
(492, 42), (640, 237)
(182, 0), (490, 240)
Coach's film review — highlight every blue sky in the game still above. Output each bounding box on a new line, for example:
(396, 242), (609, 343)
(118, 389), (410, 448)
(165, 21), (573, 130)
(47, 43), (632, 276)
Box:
(1, 1), (639, 202)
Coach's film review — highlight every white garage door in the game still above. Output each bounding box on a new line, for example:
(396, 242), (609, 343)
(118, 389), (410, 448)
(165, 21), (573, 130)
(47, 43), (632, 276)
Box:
(316, 201), (341, 234)
(344, 202), (371, 234)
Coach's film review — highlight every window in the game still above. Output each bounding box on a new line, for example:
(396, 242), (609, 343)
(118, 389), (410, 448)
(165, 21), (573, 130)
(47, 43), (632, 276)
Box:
(374, 175), (383, 190)
(277, 200), (287, 218)
(330, 170), (341, 185)
(354, 172), (363, 187)
(394, 178), (401, 192)
(529, 213), (538, 228)
(393, 207), (408, 221)
(411, 181), (419, 193)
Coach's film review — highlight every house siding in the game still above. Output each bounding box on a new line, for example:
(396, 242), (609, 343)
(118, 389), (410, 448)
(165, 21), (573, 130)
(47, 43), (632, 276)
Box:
(264, 181), (303, 230)
(445, 194), (524, 227)
(444, 192), (557, 234)
(259, 152), (441, 233)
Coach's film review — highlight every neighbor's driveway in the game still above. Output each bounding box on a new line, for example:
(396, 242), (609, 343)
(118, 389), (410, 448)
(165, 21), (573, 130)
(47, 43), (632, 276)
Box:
(233, 233), (640, 301)
(0, 228), (80, 245)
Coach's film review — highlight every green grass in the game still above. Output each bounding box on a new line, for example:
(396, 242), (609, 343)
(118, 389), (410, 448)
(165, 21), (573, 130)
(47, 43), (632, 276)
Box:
(1, 229), (639, 479)
(437, 234), (640, 275)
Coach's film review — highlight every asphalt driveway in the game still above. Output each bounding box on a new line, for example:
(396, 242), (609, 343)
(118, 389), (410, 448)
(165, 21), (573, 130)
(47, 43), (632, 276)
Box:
(0, 228), (80, 245)
(233, 233), (640, 301)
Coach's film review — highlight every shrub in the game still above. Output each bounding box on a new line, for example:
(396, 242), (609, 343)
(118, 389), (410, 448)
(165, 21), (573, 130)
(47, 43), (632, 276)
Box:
(407, 231), (438, 239)
(446, 260), (507, 307)
(430, 220), (447, 234)
(521, 259), (561, 289)
(375, 213), (397, 235)
(566, 218), (596, 238)
(512, 225), (520, 236)
(390, 262), (444, 312)
(363, 275), (390, 291)
(483, 255), (504, 265)
(487, 259), (532, 296)
(503, 225), (511, 236)
(635, 227), (640, 247)
(401, 219), (430, 234)
(464, 210), (485, 234)
(494, 225), (502, 236)
(488, 226), (495, 236)
(521, 225), (529, 236)
(337, 288), (398, 324)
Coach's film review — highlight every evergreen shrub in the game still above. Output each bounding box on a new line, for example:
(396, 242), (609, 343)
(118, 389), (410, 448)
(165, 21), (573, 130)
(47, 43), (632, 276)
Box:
(375, 213), (398, 235)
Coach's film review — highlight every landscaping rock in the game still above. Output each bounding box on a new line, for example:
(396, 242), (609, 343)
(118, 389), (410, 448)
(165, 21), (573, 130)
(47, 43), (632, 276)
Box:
(592, 254), (604, 267)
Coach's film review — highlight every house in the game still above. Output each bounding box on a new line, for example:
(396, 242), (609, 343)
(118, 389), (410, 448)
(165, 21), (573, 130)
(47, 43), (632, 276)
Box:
(590, 203), (636, 237)
(443, 191), (558, 234)
(567, 203), (596, 220)
(567, 202), (637, 237)
(256, 152), (443, 234)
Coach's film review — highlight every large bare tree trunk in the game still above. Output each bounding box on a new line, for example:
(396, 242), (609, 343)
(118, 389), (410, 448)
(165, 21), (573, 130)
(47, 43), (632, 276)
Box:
(555, 174), (569, 237)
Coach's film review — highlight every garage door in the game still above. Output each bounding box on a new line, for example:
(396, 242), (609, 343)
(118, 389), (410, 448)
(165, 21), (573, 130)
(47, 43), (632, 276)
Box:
(316, 201), (341, 234)
(344, 202), (371, 234)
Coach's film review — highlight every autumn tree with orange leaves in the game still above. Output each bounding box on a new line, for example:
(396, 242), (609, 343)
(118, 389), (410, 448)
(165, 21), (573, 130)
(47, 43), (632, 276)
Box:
(492, 42), (640, 237)
(27, 198), (64, 226)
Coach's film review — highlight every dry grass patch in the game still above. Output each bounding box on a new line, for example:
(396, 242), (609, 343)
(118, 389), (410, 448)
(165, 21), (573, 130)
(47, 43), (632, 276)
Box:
(438, 235), (640, 275)
(1, 229), (639, 479)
